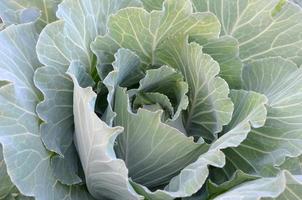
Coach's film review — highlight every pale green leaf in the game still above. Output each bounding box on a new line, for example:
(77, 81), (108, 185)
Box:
(33, 17), (95, 163)
(0, 23), (93, 200)
(34, 61), (93, 185)
(213, 171), (290, 200)
(275, 156), (302, 200)
(0, 0), (61, 29)
(271, 173), (302, 200)
(91, 0), (220, 67)
(34, 62), (93, 156)
(212, 171), (302, 200)
(156, 37), (233, 141)
(34, 64), (73, 150)
(36, 20), (75, 69)
(129, 0), (243, 89)
(208, 89), (268, 184)
(140, 0), (163, 11)
(130, 150), (224, 200)
(68, 67), (142, 200)
(221, 57), (302, 177)
(202, 36), (243, 88)
(34, 62), (80, 185)
(193, 0), (302, 66)
(211, 90), (267, 151)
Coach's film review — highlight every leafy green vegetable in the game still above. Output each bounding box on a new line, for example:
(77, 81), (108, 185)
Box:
(1, 0), (302, 199)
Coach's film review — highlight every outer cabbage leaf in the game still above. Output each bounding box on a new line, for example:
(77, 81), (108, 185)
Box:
(272, 176), (302, 200)
(213, 171), (294, 200)
(209, 171), (302, 200)
(218, 57), (302, 179)
(91, 0), (221, 68)
(207, 89), (268, 186)
(130, 150), (225, 200)
(0, 23), (93, 200)
(211, 170), (302, 200)
(193, 0), (302, 66)
(201, 36), (243, 88)
(68, 65), (142, 200)
(140, 0), (163, 11)
(34, 60), (91, 185)
(275, 156), (302, 200)
(127, 0), (243, 88)
(0, 0), (61, 29)
(35, 0), (141, 184)
(156, 37), (234, 141)
(211, 90), (267, 151)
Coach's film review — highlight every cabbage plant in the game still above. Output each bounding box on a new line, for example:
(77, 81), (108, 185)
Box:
(1, 0), (302, 199)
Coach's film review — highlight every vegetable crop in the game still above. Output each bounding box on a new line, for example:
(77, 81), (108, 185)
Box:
(0, 0), (302, 199)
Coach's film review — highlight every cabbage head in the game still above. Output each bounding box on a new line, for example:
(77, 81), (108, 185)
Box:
(1, 0), (302, 199)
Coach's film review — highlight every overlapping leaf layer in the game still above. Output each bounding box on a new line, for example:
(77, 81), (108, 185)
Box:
(1, 0), (302, 200)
